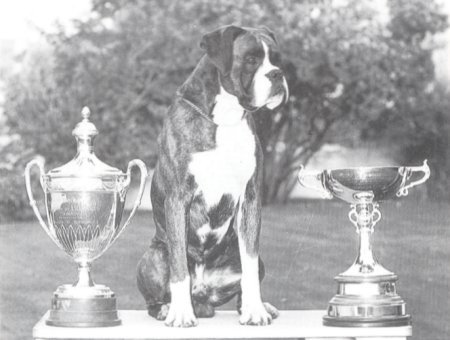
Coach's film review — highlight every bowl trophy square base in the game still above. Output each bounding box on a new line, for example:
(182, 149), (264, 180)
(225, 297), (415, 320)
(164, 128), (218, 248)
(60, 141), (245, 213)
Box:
(45, 285), (121, 327)
(323, 274), (411, 328)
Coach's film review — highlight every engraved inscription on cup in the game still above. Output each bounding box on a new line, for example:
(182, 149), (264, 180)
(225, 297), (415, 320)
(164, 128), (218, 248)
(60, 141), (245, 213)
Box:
(49, 191), (122, 263)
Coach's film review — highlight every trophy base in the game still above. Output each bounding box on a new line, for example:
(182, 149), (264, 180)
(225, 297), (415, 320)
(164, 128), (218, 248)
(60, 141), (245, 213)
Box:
(46, 284), (121, 327)
(323, 315), (411, 328)
(324, 274), (411, 327)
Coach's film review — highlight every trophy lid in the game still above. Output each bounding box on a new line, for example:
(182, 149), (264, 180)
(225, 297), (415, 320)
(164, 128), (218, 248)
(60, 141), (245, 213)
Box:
(47, 107), (124, 179)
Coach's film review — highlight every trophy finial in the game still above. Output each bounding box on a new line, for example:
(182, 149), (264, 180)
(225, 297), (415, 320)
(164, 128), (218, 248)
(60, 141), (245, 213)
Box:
(81, 106), (91, 120)
(73, 106), (98, 141)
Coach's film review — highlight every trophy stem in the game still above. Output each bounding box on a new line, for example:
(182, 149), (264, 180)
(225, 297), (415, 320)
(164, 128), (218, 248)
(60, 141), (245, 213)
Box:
(75, 262), (95, 288)
(356, 225), (376, 273)
(352, 199), (380, 274)
(340, 192), (393, 277)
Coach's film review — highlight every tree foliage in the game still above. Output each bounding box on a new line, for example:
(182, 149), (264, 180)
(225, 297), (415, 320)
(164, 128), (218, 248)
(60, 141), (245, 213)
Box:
(2, 0), (449, 219)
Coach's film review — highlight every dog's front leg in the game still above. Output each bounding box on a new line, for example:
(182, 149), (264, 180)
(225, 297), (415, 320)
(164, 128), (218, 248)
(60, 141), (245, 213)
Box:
(164, 193), (198, 327)
(237, 174), (277, 326)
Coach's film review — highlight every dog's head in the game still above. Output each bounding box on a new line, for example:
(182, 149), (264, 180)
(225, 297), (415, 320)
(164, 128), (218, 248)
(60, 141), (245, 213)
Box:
(200, 25), (289, 111)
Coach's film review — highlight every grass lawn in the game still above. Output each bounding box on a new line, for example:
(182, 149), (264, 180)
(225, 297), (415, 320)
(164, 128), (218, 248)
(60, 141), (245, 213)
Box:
(1, 198), (449, 340)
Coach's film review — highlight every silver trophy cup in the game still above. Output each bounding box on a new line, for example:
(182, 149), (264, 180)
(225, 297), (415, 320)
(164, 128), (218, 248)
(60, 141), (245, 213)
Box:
(298, 161), (430, 327)
(25, 107), (148, 327)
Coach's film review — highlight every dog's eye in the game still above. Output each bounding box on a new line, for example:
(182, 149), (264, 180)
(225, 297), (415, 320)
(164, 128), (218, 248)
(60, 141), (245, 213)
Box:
(245, 56), (258, 66)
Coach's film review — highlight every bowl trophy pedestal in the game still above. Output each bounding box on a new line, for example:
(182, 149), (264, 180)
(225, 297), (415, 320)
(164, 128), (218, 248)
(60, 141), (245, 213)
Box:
(25, 107), (148, 327)
(298, 161), (430, 327)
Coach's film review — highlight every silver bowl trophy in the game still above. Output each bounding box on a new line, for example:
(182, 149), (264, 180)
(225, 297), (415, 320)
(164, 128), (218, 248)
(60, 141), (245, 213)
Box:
(25, 107), (148, 327)
(298, 161), (430, 327)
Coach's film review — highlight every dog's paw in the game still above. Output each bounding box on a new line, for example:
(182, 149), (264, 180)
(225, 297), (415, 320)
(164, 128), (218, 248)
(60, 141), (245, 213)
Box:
(164, 304), (198, 327)
(156, 303), (170, 321)
(239, 303), (273, 326)
(263, 302), (279, 319)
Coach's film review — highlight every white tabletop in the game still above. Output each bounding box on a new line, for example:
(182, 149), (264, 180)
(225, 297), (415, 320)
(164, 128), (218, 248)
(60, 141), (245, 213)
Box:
(33, 310), (412, 339)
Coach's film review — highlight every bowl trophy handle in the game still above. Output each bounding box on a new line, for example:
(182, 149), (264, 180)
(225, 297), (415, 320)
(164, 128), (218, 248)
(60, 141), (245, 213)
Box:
(397, 159), (430, 197)
(24, 159), (53, 239)
(297, 165), (333, 199)
(113, 159), (148, 242)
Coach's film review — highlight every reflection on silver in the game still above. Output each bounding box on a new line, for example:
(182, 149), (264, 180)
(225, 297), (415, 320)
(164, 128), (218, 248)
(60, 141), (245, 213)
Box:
(25, 107), (148, 327)
(298, 161), (430, 327)
(49, 191), (121, 263)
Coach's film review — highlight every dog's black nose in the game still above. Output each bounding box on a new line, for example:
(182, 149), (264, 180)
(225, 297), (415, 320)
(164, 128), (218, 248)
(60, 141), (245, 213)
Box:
(266, 69), (283, 82)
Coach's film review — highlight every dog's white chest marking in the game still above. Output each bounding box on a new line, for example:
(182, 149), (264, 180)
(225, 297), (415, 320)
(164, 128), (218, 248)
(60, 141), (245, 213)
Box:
(189, 88), (256, 210)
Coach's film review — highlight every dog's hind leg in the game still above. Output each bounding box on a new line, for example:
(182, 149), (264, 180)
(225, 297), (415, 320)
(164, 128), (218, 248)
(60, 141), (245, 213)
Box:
(191, 278), (215, 318)
(193, 301), (215, 318)
(137, 239), (171, 320)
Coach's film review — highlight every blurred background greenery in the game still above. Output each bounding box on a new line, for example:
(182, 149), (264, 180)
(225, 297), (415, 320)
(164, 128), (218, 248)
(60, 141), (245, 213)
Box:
(0, 0), (449, 216)
(1, 2), (450, 340)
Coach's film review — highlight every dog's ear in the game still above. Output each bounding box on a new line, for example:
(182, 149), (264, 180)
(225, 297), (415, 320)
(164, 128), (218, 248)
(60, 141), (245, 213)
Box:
(260, 26), (278, 44)
(200, 25), (245, 76)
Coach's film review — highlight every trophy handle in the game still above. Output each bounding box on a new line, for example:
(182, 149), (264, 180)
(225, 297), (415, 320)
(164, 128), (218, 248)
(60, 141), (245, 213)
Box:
(297, 165), (333, 199)
(113, 159), (148, 242)
(397, 159), (430, 197)
(24, 158), (51, 235)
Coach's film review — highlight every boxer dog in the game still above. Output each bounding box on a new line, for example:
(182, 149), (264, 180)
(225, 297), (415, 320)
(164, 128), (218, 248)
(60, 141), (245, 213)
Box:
(137, 25), (289, 327)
